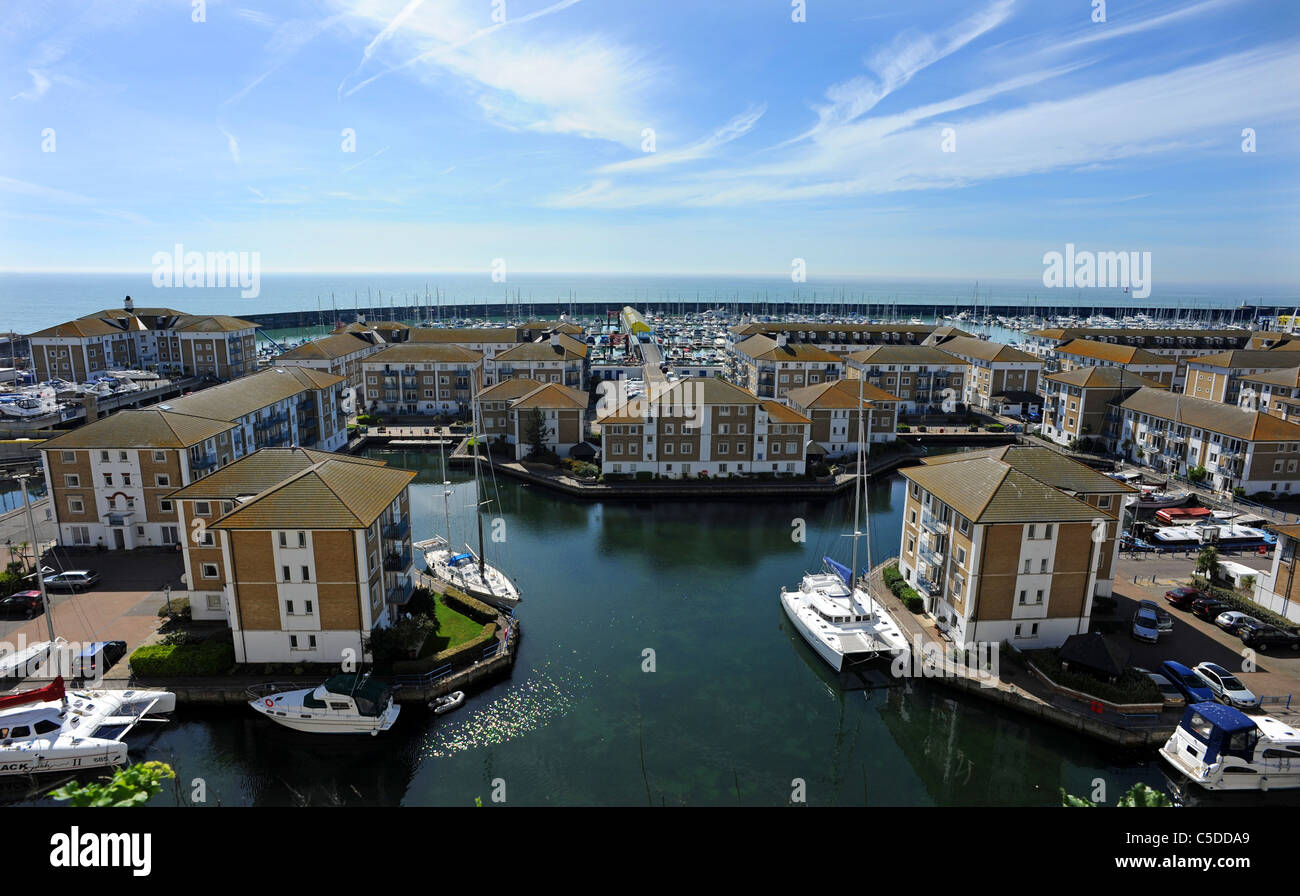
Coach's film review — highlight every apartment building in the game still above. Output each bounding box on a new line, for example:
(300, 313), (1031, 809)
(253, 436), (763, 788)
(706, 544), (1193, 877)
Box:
(275, 331), (386, 391)
(40, 366), (347, 550)
(1116, 386), (1300, 495)
(167, 448), (416, 663)
(938, 337), (1041, 413)
(842, 345), (968, 415)
(360, 344), (484, 416)
(1024, 327), (1252, 371)
(29, 298), (257, 383)
(897, 446), (1135, 647)
(1236, 366), (1300, 421)
(597, 378), (811, 478)
(783, 379), (899, 458)
(406, 327), (521, 362)
(1053, 339), (1177, 387)
(1182, 350), (1298, 404)
(1251, 524), (1300, 624)
(501, 382), (589, 461)
(1039, 366), (1165, 448)
(476, 378), (545, 444)
(484, 333), (588, 390)
(731, 334), (843, 400)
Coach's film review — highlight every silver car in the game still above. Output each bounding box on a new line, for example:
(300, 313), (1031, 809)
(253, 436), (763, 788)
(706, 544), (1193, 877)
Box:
(1193, 662), (1260, 710)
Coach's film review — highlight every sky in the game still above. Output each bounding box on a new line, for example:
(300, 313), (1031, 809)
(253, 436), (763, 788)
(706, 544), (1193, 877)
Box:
(1, 0), (1299, 284)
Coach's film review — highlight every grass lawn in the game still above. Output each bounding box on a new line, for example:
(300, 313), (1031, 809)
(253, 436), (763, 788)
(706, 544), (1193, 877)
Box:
(419, 596), (489, 658)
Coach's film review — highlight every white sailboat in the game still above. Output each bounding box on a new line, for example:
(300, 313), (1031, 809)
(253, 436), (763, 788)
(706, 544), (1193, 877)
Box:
(418, 386), (521, 609)
(780, 377), (910, 672)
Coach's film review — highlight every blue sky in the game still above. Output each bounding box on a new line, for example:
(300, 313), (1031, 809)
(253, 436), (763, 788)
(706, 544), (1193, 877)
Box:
(2, 0), (1299, 283)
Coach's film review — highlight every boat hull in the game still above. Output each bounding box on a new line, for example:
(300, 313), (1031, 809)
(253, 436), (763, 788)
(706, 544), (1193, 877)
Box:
(248, 699), (400, 735)
(780, 590), (845, 672)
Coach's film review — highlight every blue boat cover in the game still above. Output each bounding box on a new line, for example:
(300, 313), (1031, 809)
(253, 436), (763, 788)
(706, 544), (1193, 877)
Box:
(448, 553), (473, 565)
(1185, 700), (1255, 734)
(824, 556), (853, 586)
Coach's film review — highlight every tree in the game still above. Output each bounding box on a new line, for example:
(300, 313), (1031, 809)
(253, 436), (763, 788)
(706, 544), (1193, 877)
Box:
(524, 407), (547, 457)
(1195, 545), (1220, 577)
(1188, 464), (1208, 483)
(50, 761), (176, 807)
(1060, 782), (1172, 807)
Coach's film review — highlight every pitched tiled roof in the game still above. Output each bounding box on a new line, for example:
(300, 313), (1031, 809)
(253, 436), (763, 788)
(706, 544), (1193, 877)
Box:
(733, 334), (843, 362)
(276, 333), (377, 361)
(1045, 366), (1167, 389)
(510, 383), (589, 410)
(364, 344), (483, 364)
(167, 448), (386, 500)
(161, 366), (343, 422)
(42, 409), (235, 449)
(595, 377), (760, 423)
(1187, 350), (1298, 370)
(209, 454), (415, 530)
(783, 378), (899, 409)
(938, 336), (1039, 364)
(845, 345), (969, 366)
(902, 457), (1103, 524)
(920, 445), (1137, 496)
(476, 378), (545, 401)
(1118, 386), (1300, 441)
(1239, 366), (1300, 389)
(407, 328), (519, 344)
(761, 400), (812, 424)
(1056, 339), (1168, 365)
(493, 334), (588, 361)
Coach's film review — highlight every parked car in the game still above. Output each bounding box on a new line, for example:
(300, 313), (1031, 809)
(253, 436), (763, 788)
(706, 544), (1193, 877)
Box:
(1242, 626), (1300, 652)
(1133, 667), (1186, 708)
(1215, 610), (1261, 635)
(42, 570), (100, 592)
(72, 641), (127, 679)
(1192, 662), (1260, 709)
(1138, 599), (1173, 632)
(1236, 617), (1278, 639)
(0, 591), (44, 619)
(1164, 586), (1206, 610)
(1160, 660), (1215, 703)
(1131, 608), (1161, 643)
(1191, 597), (1228, 621)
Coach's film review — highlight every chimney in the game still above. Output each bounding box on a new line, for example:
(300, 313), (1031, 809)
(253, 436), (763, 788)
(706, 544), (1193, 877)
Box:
(550, 333), (561, 348)
(775, 333), (788, 348)
(124, 295), (134, 313)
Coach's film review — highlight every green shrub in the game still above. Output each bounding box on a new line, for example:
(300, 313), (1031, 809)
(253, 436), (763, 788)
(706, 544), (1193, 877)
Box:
(392, 623), (498, 675)
(635, 471), (654, 481)
(1025, 649), (1161, 705)
(129, 639), (235, 677)
(883, 564), (904, 588)
(898, 586), (924, 613)
(896, 424), (910, 433)
(986, 423), (1006, 432)
(440, 587), (498, 624)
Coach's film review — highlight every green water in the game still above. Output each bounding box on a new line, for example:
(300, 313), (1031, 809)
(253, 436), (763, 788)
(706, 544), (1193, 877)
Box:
(45, 449), (1167, 806)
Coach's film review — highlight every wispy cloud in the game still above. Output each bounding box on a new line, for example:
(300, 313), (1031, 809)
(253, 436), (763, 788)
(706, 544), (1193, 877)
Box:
(598, 105), (766, 174)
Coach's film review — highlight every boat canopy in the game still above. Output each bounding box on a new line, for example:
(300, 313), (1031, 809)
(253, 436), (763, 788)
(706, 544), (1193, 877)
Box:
(319, 673), (393, 718)
(448, 553), (473, 565)
(1180, 701), (1258, 765)
(823, 557), (853, 587)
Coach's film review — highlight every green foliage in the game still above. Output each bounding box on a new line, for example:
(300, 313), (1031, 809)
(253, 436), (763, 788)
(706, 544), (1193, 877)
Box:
(1195, 546), (1220, 575)
(1188, 465), (1208, 483)
(50, 762), (176, 807)
(898, 586), (924, 613)
(986, 423), (1006, 432)
(406, 585), (437, 619)
(1026, 649), (1162, 705)
(896, 424), (910, 433)
(883, 564), (904, 589)
(365, 614), (437, 666)
(524, 407), (548, 457)
(129, 639), (234, 677)
(1189, 574), (1296, 631)
(0, 567), (25, 599)
(157, 595), (191, 621)
(1061, 782), (1172, 808)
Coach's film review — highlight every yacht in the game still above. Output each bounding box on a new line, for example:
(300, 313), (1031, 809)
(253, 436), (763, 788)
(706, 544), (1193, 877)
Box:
(247, 673), (400, 735)
(0, 676), (176, 776)
(1160, 702), (1300, 792)
(780, 378), (911, 672)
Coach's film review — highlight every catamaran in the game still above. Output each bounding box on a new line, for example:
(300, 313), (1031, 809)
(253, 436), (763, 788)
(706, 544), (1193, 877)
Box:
(0, 676), (176, 776)
(780, 377), (910, 672)
(417, 384), (521, 609)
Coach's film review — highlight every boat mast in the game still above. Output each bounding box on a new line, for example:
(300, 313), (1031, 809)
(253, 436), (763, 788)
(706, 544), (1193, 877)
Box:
(470, 378), (486, 577)
(850, 377), (862, 591)
(16, 472), (55, 642)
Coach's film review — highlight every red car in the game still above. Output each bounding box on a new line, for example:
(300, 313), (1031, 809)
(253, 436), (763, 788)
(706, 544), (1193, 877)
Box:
(1164, 587), (1205, 610)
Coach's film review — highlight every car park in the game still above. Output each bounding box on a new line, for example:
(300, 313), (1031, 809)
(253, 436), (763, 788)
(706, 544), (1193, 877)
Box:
(42, 570), (100, 592)
(1192, 662), (1260, 709)
(1160, 660), (1215, 703)
(1137, 599), (1173, 632)
(0, 591), (44, 619)
(1191, 597), (1228, 621)
(1242, 627), (1300, 652)
(1131, 608), (1161, 643)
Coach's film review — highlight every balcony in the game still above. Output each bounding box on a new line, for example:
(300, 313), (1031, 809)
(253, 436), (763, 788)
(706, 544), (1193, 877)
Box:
(382, 516), (410, 541)
(191, 452), (217, 472)
(921, 510), (949, 536)
(386, 575), (414, 606)
(918, 542), (944, 567)
(384, 547), (412, 571)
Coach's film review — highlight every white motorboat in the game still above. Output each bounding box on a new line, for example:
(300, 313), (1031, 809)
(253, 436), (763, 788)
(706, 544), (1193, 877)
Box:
(1134, 486), (1190, 509)
(0, 676), (176, 776)
(247, 673), (400, 735)
(780, 377), (910, 672)
(1160, 701), (1300, 792)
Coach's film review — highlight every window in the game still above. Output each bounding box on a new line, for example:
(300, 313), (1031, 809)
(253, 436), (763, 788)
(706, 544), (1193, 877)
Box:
(301, 565), (310, 581)
(160, 499), (173, 513)
(1098, 495), (1111, 509)
(68, 497), (83, 514)
(1035, 589), (1044, 604)
(206, 594), (223, 611)
(196, 501), (210, 516)
(155, 474), (170, 487)
(102, 473), (113, 486)
(122, 473), (132, 486)
(100, 451), (110, 463)
(298, 531), (306, 547)
(71, 526), (90, 545)
(201, 563), (219, 579)
(956, 546), (967, 566)
(62, 451), (75, 463)
(1023, 559), (1031, 574)
(1018, 590), (1027, 605)
(119, 451), (128, 462)
(1044, 524), (1053, 538)
(279, 531), (287, 547)
(1027, 524), (1036, 539)
(282, 565), (291, 582)
(304, 600), (313, 614)
(154, 451), (167, 462)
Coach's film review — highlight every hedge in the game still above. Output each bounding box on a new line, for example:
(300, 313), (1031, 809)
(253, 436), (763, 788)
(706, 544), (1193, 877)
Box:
(391, 623), (497, 676)
(898, 586), (924, 613)
(130, 639), (235, 677)
(1190, 575), (1298, 632)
